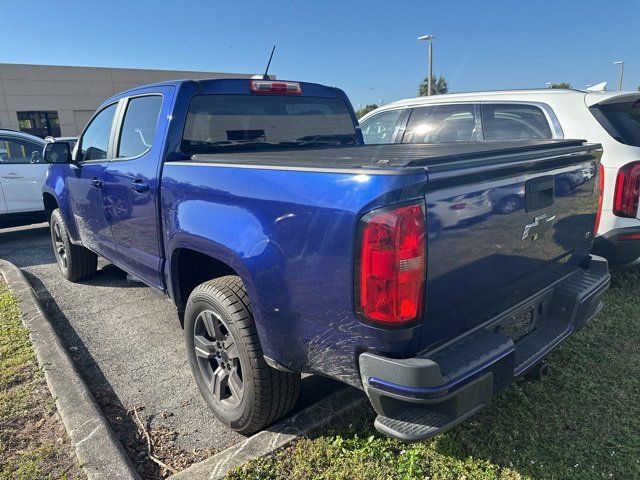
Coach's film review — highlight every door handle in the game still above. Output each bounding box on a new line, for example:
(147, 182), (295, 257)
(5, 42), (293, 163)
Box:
(0, 173), (22, 179)
(91, 178), (103, 188)
(131, 179), (150, 193)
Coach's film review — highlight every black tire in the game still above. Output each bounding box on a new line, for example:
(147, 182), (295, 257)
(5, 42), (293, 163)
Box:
(185, 275), (300, 434)
(50, 208), (98, 282)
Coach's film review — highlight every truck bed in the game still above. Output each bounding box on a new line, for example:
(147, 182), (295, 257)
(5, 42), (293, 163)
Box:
(188, 139), (587, 170)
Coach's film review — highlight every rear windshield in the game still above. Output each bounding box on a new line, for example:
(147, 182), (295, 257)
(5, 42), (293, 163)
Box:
(590, 99), (640, 147)
(182, 95), (357, 154)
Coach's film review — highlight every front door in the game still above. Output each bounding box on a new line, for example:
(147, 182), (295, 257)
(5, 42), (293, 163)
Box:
(67, 103), (118, 257)
(102, 89), (172, 288)
(0, 135), (47, 213)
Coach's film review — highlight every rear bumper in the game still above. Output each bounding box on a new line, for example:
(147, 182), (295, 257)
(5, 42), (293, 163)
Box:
(359, 256), (610, 442)
(593, 227), (640, 268)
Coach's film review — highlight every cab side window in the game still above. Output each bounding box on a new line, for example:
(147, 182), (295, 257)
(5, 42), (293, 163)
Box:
(0, 138), (43, 164)
(360, 110), (402, 144)
(402, 104), (478, 144)
(482, 104), (553, 141)
(117, 96), (163, 158)
(80, 103), (117, 162)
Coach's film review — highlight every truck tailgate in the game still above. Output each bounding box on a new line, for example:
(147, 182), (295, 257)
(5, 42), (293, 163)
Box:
(421, 142), (602, 350)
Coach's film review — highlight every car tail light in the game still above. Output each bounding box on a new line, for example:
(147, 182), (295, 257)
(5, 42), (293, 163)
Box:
(249, 80), (302, 95)
(613, 161), (640, 218)
(357, 202), (426, 325)
(593, 164), (605, 235)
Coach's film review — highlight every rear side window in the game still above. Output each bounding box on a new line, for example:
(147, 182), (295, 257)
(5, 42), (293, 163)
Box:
(182, 95), (357, 154)
(402, 104), (478, 144)
(590, 99), (640, 147)
(482, 104), (553, 141)
(360, 109), (402, 144)
(118, 96), (163, 158)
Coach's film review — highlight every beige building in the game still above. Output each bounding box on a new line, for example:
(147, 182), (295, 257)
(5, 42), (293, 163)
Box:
(0, 63), (256, 137)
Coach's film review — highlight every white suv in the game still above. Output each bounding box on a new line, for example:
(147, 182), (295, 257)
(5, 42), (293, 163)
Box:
(359, 89), (640, 267)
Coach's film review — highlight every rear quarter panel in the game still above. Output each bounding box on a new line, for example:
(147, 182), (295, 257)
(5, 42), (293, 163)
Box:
(161, 162), (427, 386)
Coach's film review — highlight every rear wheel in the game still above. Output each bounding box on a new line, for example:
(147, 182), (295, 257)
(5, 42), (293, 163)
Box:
(50, 209), (98, 281)
(185, 276), (300, 434)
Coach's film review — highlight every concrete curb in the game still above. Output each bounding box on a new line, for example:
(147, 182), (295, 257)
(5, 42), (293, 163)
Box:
(0, 260), (141, 480)
(169, 387), (367, 480)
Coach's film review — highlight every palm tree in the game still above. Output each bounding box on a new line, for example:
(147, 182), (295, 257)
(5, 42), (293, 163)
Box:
(419, 75), (448, 96)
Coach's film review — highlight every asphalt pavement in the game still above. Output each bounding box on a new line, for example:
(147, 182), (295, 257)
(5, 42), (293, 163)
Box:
(0, 223), (343, 460)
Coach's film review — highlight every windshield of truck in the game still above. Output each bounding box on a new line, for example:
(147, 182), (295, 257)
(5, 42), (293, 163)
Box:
(590, 99), (640, 147)
(182, 95), (357, 154)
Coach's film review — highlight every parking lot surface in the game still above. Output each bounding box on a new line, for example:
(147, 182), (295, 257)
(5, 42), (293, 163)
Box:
(0, 223), (342, 467)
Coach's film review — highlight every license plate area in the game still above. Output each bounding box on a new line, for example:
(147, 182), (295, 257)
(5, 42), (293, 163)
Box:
(495, 290), (553, 342)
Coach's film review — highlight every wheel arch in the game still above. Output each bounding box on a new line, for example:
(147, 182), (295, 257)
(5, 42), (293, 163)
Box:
(169, 246), (252, 321)
(42, 191), (58, 221)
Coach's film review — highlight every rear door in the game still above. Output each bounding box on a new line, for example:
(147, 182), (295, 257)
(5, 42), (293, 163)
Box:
(102, 87), (173, 289)
(0, 135), (47, 213)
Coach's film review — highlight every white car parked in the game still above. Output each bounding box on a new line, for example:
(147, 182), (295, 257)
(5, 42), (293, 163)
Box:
(0, 129), (48, 227)
(359, 89), (640, 267)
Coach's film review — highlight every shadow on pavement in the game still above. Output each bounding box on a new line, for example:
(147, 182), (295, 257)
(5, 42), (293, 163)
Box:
(23, 270), (165, 479)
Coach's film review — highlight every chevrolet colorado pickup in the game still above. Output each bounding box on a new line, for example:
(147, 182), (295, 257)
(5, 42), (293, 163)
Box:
(41, 77), (609, 441)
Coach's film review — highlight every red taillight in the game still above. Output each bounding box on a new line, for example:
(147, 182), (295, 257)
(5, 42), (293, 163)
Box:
(593, 164), (605, 235)
(613, 161), (640, 218)
(249, 80), (302, 95)
(357, 203), (426, 325)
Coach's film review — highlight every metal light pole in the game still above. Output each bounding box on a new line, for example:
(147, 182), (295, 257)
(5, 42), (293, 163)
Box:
(613, 61), (624, 91)
(418, 34), (435, 95)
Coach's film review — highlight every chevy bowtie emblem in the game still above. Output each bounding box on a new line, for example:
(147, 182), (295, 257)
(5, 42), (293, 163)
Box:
(522, 214), (556, 241)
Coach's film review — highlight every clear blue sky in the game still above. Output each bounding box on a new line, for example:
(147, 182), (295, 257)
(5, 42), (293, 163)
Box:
(2, 0), (638, 108)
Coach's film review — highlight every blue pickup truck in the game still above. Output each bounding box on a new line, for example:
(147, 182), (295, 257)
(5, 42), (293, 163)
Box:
(42, 77), (610, 441)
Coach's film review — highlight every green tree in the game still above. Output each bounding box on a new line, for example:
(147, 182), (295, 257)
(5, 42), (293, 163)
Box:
(356, 104), (379, 119)
(548, 82), (572, 89)
(418, 75), (448, 96)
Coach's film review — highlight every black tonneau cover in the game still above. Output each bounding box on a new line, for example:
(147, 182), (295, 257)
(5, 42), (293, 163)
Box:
(189, 140), (587, 170)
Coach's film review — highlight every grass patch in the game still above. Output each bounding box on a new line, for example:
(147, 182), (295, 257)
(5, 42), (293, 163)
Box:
(228, 270), (640, 480)
(0, 281), (83, 480)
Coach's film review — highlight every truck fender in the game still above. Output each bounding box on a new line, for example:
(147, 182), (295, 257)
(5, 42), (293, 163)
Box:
(166, 231), (289, 363)
(42, 172), (81, 244)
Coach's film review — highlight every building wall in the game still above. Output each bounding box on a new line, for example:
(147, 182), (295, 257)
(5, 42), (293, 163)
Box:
(0, 63), (256, 136)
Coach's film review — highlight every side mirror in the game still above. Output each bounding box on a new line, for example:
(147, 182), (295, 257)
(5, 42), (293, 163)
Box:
(43, 142), (72, 164)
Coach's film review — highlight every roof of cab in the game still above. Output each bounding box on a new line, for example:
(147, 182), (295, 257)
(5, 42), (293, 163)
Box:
(104, 77), (345, 105)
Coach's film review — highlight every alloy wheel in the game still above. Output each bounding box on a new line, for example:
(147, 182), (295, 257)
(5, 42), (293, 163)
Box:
(193, 309), (244, 409)
(53, 222), (67, 269)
